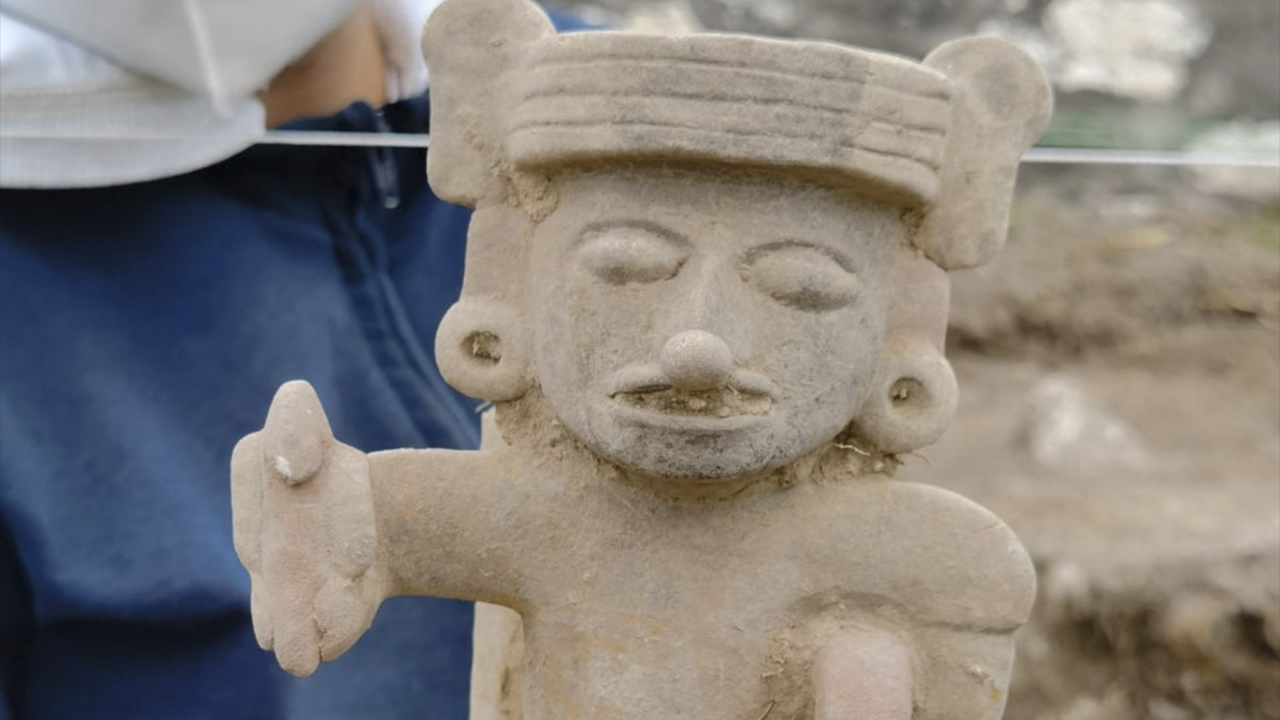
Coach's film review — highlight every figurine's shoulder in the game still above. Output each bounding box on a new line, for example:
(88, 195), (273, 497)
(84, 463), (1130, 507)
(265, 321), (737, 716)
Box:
(799, 478), (1036, 631)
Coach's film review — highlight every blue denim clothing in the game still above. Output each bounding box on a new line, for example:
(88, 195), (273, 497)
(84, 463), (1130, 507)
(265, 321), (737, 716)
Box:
(0, 95), (480, 719)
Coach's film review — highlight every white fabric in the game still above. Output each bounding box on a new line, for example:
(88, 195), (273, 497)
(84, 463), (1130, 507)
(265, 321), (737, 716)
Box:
(0, 13), (267, 187)
(372, 0), (441, 101)
(0, 12), (127, 89)
(2, 0), (363, 106)
(0, 0), (446, 188)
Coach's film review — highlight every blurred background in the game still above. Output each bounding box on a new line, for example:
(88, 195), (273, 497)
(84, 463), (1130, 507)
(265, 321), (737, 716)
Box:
(544, 2), (1280, 719)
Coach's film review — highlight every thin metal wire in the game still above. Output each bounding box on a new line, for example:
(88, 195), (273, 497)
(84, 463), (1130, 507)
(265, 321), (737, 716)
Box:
(257, 133), (1280, 167)
(1022, 146), (1279, 168)
(259, 130), (434, 148)
(2, 128), (1277, 167)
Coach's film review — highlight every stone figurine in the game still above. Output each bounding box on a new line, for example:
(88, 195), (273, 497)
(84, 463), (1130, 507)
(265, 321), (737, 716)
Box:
(231, 1), (1053, 717)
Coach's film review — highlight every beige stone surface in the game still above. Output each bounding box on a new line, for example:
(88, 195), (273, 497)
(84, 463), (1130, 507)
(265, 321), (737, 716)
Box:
(231, 0), (1054, 716)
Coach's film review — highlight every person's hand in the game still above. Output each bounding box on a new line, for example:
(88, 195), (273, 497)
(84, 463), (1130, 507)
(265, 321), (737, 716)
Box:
(231, 380), (384, 676)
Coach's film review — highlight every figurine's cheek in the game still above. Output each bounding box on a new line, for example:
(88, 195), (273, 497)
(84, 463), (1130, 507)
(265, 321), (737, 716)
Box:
(536, 290), (650, 391)
(754, 308), (888, 422)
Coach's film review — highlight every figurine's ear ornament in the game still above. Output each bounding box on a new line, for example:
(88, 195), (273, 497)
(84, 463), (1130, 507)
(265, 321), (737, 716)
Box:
(854, 40), (1049, 452)
(423, 0), (551, 402)
(855, 251), (958, 454)
(856, 40), (1049, 450)
(433, 206), (535, 403)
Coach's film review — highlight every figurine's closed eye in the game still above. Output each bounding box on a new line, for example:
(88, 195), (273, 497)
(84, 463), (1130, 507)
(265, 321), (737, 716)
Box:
(741, 242), (861, 311)
(577, 223), (688, 285)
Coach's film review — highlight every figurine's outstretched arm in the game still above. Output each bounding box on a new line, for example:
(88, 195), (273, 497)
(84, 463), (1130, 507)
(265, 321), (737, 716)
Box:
(364, 446), (528, 607)
(231, 381), (518, 676)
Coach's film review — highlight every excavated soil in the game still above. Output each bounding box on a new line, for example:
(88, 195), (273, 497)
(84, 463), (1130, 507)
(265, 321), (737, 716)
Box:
(898, 167), (1280, 720)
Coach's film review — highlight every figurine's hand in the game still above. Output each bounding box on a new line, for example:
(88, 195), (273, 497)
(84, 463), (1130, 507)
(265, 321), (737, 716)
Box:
(231, 380), (384, 677)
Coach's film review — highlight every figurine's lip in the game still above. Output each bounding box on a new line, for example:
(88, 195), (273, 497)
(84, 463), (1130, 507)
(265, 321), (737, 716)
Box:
(606, 365), (777, 424)
(607, 365), (779, 399)
(611, 403), (769, 433)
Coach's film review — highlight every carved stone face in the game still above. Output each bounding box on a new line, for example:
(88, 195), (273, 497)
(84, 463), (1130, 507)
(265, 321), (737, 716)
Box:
(529, 168), (906, 480)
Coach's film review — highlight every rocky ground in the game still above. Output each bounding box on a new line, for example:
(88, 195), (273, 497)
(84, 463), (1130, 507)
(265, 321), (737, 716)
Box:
(904, 166), (1280, 720)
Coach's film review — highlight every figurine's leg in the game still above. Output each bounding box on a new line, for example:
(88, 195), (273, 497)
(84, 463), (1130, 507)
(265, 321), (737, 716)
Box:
(813, 630), (913, 720)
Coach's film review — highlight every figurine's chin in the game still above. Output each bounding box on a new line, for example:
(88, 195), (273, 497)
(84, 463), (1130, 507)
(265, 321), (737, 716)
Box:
(585, 403), (801, 481)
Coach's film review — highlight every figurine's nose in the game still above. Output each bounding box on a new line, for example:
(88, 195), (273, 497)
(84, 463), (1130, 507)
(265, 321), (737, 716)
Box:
(659, 330), (734, 391)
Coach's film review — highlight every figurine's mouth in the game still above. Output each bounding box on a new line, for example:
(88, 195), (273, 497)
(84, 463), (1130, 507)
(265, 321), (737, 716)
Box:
(607, 368), (776, 420)
(613, 386), (773, 418)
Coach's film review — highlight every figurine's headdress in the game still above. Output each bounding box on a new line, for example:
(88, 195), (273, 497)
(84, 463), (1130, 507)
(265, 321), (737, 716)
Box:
(425, 0), (1052, 452)
(505, 34), (951, 206)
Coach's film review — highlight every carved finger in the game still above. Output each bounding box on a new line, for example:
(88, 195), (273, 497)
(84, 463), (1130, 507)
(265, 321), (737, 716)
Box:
(248, 577), (274, 651)
(262, 380), (333, 485)
(270, 598), (322, 677)
(230, 433), (264, 572)
(261, 467), (326, 677)
(314, 576), (380, 662)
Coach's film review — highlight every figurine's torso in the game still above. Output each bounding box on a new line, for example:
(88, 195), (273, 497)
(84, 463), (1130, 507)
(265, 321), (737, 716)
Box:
(471, 446), (1035, 720)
